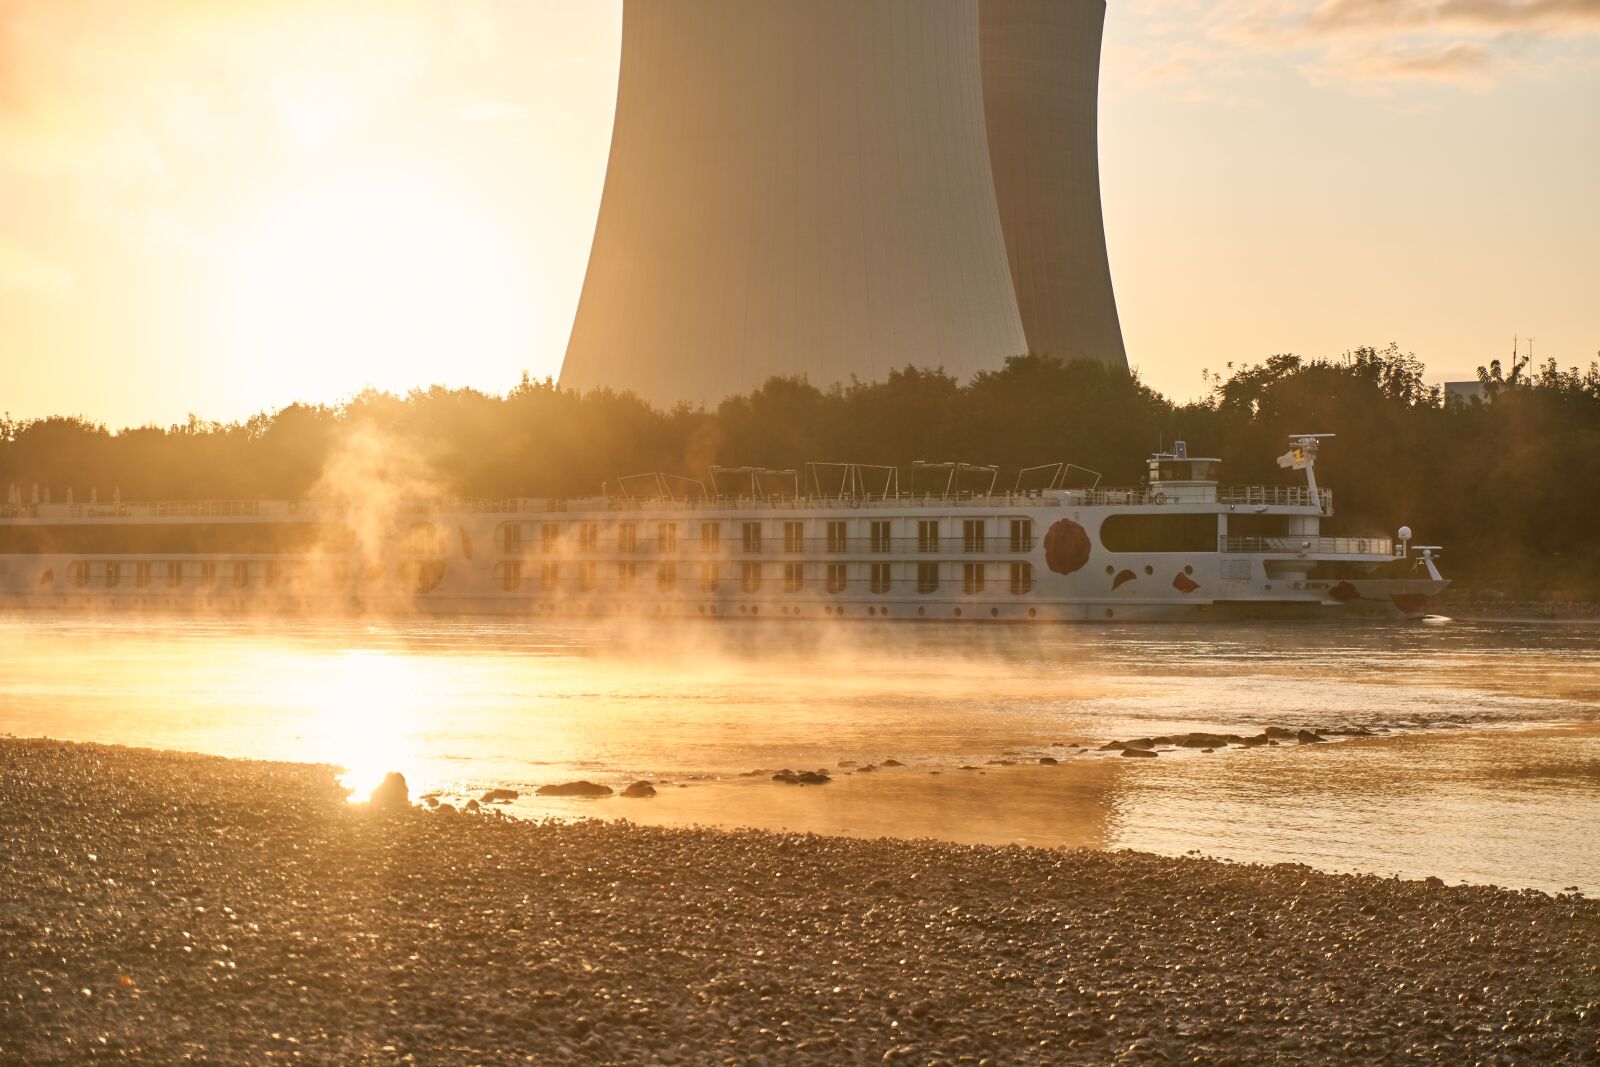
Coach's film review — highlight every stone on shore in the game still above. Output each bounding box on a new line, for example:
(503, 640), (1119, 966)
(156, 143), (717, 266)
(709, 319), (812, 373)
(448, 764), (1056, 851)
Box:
(368, 771), (409, 810)
(621, 781), (657, 799)
(535, 780), (614, 797)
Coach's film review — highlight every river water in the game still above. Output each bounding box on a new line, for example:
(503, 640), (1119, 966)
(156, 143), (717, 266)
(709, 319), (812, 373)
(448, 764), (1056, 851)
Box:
(2, 613), (1597, 894)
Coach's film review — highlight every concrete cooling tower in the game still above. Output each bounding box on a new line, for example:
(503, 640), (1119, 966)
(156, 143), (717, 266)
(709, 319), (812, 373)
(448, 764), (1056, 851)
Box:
(560, 0), (1126, 408)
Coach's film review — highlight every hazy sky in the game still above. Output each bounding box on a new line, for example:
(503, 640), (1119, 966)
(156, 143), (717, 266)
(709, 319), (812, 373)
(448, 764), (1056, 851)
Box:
(0, 0), (1595, 427)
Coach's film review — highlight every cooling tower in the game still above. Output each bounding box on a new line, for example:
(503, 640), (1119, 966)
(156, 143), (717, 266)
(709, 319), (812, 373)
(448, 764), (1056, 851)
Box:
(981, 0), (1127, 366)
(560, 0), (1125, 408)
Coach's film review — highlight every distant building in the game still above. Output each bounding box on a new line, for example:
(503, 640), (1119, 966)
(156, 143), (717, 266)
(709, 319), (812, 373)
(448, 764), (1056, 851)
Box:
(560, 0), (1127, 408)
(1444, 381), (1487, 407)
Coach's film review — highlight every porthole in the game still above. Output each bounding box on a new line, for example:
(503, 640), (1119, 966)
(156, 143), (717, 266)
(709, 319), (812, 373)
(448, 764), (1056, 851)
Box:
(739, 605), (748, 614)
(1184, 565), (1194, 575)
(1105, 608), (1114, 619)
(954, 608), (962, 617)
(697, 604), (705, 614)
(1105, 565), (1115, 575)
(751, 606), (759, 616)
(1143, 565), (1153, 576)
(868, 606), (876, 616)
(917, 607), (926, 617)
(1028, 608), (1037, 618)
(990, 608), (999, 618)
(825, 606), (833, 616)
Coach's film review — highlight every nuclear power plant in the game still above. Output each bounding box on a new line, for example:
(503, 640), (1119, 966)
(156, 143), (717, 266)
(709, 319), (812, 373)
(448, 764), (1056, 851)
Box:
(560, 0), (1126, 408)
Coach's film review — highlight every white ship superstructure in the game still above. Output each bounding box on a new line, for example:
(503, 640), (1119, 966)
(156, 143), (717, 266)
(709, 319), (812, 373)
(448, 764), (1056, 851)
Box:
(0, 438), (1447, 620)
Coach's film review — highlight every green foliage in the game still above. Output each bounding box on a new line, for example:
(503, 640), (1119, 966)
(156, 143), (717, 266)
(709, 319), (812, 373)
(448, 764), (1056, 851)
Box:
(3, 347), (1598, 598)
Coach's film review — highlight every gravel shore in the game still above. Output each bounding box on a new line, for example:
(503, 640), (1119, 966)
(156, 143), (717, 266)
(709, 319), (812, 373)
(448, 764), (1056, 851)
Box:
(3, 738), (1597, 1065)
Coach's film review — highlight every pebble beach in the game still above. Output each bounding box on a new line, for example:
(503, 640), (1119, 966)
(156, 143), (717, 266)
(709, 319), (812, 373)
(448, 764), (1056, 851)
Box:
(3, 737), (1598, 1065)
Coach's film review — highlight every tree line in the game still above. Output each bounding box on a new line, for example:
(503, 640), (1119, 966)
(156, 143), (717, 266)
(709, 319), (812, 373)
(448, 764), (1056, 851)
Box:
(3, 345), (1598, 599)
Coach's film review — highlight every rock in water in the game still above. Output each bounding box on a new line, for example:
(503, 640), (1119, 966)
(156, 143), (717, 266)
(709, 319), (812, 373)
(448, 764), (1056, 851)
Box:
(369, 772), (409, 810)
(1121, 748), (1158, 759)
(797, 771), (830, 785)
(1297, 729), (1329, 744)
(464, 799), (481, 813)
(621, 781), (657, 798)
(535, 780), (614, 797)
(881, 759), (905, 767)
(481, 788), (519, 803)
(1038, 757), (1059, 765)
(771, 770), (800, 784)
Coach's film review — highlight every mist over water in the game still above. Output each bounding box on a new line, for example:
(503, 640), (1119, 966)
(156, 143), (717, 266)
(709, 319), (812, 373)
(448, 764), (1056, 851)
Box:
(3, 613), (1597, 894)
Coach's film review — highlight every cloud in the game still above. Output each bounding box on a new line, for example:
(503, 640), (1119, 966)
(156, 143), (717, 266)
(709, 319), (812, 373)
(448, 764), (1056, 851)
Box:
(0, 235), (73, 298)
(1118, 0), (1598, 97)
(1307, 0), (1600, 36)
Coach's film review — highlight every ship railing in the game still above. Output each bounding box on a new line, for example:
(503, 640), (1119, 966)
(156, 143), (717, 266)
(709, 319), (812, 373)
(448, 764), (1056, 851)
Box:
(1058, 485), (1331, 511)
(1221, 535), (1399, 557)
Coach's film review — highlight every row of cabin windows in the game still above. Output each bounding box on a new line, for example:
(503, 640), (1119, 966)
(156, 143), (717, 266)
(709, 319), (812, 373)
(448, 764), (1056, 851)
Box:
(494, 560), (1034, 595)
(497, 519), (1034, 554)
(62, 559), (443, 594)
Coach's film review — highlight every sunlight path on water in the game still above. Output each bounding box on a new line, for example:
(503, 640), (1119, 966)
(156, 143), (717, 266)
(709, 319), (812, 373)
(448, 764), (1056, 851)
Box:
(1, 613), (1597, 892)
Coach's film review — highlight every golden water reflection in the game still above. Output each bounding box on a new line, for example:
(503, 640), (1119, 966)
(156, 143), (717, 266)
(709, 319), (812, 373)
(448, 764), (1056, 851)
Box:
(2, 613), (1597, 892)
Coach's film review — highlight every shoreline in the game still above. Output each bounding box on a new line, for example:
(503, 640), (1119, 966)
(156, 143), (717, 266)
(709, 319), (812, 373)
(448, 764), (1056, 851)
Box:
(3, 737), (1597, 1064)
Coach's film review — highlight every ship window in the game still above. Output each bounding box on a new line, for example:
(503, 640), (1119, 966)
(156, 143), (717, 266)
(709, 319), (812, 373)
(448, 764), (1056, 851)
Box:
(701, 522), (721, 551)
(540, 523), (559, 553)
(496, 560), (521, 592)
(917, 520), (939, 553)
(658, 523), (677, 552)
(618, 561), (637, 591)
(700, 562), (720, 592)
(136, 562), (152, 588)
(963, 520), (986, 553)
(1010, 562), (1033, 595)
(826, 521), (847, 553)
(266, 561), (282, 588)
(870, 562), (892, 594)
(578, 561), (597, 592)
(826, 563), (847, 593)
(232, 561), (248, 588)
(963, 562), (985, 595)
(578, 523), (598, 552)
(402, 523), (445, 556)
(784, 562), (805, 592)
(1099, 514), (1217, 554)
(742, 522), (762, 554)
(69, 561), (89, 588)
(497, 523), (522, 554)
(870, 521), (892, 553)
(618, 523), (637, 554)
(405, 560), (445, 594)
(783, 521), (804, 553)
(166, 561), (183, 587)
(1010, 519), (1033, 552)
(540, 562), (559, 592)
(917, 562), (939, 594)
(741, 561), (761, 593)
(658, 561), (677, 591)
(105, 562), (121, 589)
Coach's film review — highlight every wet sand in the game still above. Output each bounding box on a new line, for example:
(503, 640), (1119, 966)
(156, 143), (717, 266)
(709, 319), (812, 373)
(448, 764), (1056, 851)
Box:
(3, 738), (1598, 1065)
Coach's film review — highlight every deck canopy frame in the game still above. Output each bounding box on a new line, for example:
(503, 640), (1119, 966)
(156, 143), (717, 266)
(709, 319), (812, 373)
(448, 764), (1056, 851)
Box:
(804, 462), (900, 501)
(910, 461), (999, 499)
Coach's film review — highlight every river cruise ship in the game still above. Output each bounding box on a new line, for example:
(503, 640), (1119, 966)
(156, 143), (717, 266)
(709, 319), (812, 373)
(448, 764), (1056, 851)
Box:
(0, 437), (1446, 621)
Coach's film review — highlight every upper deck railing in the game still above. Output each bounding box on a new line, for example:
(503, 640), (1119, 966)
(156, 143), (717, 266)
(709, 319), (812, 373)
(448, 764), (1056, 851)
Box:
(1221, 535), (1398, 557)
(0, 483), (1332, 520)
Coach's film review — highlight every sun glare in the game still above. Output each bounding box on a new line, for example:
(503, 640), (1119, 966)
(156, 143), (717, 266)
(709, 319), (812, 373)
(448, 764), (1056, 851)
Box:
(275, 647), (427, 802)
(228, 174), (524, 410)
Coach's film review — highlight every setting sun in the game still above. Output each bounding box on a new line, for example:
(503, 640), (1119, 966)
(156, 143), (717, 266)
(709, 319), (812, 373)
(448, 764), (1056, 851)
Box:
(228, 173), (525, 409)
